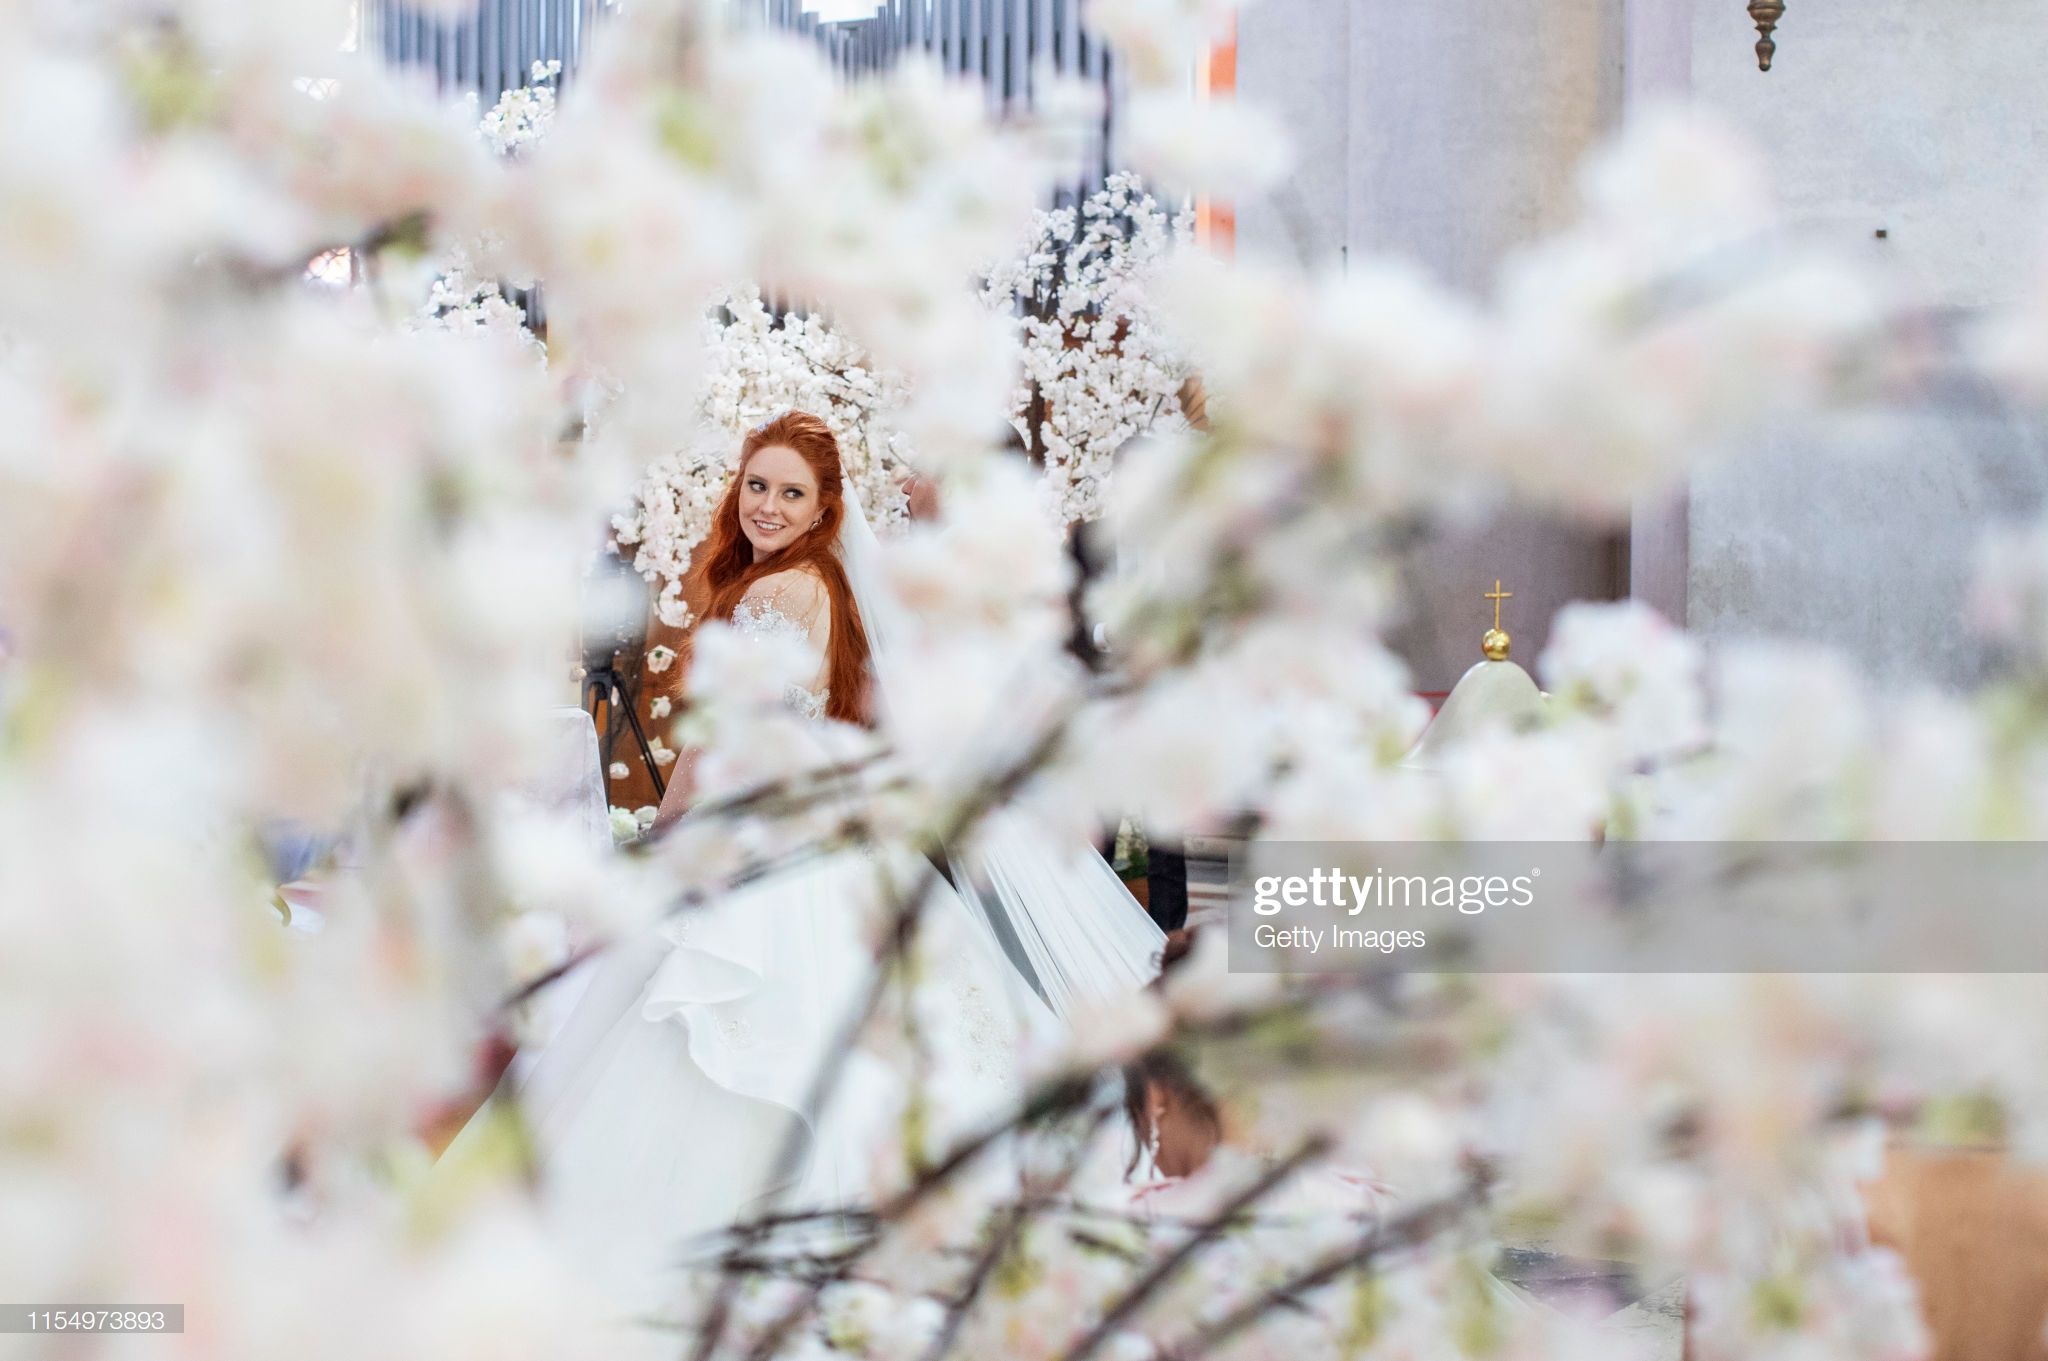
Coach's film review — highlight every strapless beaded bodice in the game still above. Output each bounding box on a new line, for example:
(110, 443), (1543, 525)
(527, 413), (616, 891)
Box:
(731, 594), (828, 720)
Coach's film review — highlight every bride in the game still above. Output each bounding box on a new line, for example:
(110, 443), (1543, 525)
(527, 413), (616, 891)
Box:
(468, 411), (1163, 1317)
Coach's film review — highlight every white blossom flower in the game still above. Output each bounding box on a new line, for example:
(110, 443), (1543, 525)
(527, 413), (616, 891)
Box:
(1579, 106), (1777, 256)
(1442, 728), (1610, 840)
(1084, 0), (1240, 88)
(1055, 988), (1172, 1071)
(1969, 517), (2048, 671)
(1160, 925), (1282, 1022)
(499, 909), (571, 984)
(1871, 693), (1992, 838)
(478, 62), (561, 157)
(688, 620), (814, 714)
(410, 249), (544, 358)
(1105, 692), (1268, 835)
(1540, 600), (1707, 764)
(1124, 90), (1292, 196)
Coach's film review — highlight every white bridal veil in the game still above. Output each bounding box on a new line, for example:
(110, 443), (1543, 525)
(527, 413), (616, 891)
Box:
(833, 480), (1165, 1017)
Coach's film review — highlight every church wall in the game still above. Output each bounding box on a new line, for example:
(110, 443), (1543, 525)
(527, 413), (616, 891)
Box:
(1688, 394), (2048, 690)
(1679, 0), (2048, 689)
(1691, 0), (2048, 309)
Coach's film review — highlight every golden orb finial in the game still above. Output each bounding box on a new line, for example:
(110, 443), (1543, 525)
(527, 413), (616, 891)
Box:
(1482, 580), (1513, 661)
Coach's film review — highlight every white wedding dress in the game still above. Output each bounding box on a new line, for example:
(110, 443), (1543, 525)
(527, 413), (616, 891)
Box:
(468, 573), (1061, 1320)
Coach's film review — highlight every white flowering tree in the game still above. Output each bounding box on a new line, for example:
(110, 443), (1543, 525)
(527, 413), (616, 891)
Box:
(410, 254), (547, 354)
(11, 3), (2048, 1361)
(479, 59), (561, 157)
(409, 62), (560, 347)
(984, 171), (1194, 524)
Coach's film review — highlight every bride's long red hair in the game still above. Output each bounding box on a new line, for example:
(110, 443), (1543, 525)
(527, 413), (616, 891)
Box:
(687, 411), (872, 725)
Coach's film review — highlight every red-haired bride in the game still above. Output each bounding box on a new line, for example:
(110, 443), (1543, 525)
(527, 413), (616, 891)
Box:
(480, 411), (1163, 1318)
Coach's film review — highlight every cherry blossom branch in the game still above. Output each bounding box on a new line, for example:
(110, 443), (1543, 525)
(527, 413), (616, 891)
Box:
(723, 979), (1396, 1361)
(919, 1104), (1119, 1361)
(639, 749), (893, 835)
(1059, 1134), (1335, 1361)
(719, 1083), (1105, 1361)
(1161, 1171), (1495, 1361)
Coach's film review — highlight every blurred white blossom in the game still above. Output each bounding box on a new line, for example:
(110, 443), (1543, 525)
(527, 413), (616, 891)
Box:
(7, 5), (2048, 1360)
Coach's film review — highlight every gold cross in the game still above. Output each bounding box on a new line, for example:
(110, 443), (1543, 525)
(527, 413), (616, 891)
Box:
(1484, 580), (1512, 631)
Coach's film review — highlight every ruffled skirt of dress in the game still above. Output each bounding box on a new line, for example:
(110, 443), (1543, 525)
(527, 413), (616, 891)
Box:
(462, 845), (1054, 1322)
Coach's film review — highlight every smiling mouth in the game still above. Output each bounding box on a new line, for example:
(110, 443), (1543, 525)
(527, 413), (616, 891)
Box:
(751, 518), (786, 535)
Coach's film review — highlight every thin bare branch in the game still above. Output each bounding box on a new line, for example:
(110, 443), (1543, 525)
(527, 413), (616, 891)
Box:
(1059, 1134), (1334, 1361)
(919, 1104), (1117, 1361)
(1162, 1174), (1492, 1361)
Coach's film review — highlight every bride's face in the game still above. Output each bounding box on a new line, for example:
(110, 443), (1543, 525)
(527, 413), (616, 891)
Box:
(737, 444), (821, 559)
